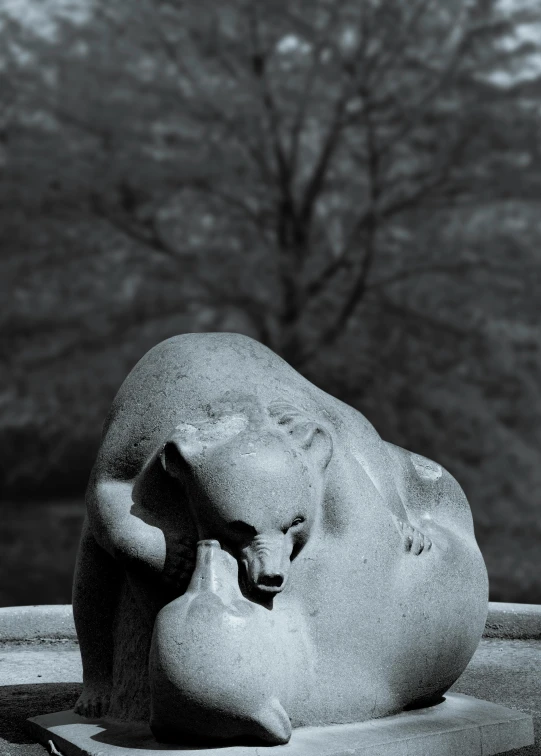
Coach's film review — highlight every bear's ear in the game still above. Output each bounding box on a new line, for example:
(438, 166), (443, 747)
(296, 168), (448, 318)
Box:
(160, 438), (193, 480)
(160, 415), (249, 478)
(292, 421), (333, 469)
(271, 406), (333, 469)
(159, 423), (203, 478)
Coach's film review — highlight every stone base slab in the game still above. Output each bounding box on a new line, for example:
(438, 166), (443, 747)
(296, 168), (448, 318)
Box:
(27, 693), (534, 756)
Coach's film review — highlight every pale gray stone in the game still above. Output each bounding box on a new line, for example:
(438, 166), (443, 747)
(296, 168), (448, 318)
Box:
(0, 644), (81, 686)
(0, 606), (75, 642)
(69, 333), (490, 745)
(484, 603), (541, 640)
(27, 694), (534, 756)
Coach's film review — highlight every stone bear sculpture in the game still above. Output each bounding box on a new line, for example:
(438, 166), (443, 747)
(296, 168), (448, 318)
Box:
(72, 332), (488, 739)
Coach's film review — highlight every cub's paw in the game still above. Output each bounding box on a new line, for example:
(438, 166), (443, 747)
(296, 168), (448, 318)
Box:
(74, 684), (111, 719)
(398, 520), (432, 555)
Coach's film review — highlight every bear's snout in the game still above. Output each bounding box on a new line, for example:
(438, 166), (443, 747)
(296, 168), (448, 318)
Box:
(258, 572), (286, 590)
(243, 533), (292, 596)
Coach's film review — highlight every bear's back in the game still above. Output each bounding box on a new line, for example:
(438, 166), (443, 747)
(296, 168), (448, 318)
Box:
(94, 333), (324, 481)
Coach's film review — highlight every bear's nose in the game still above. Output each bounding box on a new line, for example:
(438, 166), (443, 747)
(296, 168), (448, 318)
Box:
(258, 573), (285, 589)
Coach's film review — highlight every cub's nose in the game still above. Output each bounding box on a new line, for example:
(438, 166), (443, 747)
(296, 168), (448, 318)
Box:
(257, 573), (285, 591)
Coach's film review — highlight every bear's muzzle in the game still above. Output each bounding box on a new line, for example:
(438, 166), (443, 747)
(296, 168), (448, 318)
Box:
(244, 533), (293, 595)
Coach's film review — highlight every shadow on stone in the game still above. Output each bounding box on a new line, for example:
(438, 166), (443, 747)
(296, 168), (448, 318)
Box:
(27, 694), (535, 756)
(403, 694), (446, 711)
(1, 683), (81, 744)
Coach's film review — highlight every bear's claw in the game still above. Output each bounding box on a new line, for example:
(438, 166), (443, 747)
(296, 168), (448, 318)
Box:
(74, 685), (111, 719)
(399, 521), (432, 555)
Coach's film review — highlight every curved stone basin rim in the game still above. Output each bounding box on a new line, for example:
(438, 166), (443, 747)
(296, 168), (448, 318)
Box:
(1, 601), (540, 642)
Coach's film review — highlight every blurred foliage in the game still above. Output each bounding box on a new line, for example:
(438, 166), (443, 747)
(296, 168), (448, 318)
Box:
(1, 0), (541, 601)
(0, 499), (84, 606)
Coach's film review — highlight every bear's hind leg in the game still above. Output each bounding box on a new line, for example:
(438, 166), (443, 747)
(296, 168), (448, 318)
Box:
(73, 517), (122, 718)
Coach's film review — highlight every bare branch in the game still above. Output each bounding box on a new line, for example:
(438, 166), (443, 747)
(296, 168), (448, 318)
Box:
(379, 124), (474, 218)
(377, 80), (459, 161)
(289, 1), (348, 173)
(143, 0), (196, 92)
(247, 4), (296, 220)
(298, 91), (351, 228)
(185, 178), (272, 234)
(8, 77), (112, 145)
(379, 292), (474, 339)
(142, 0), (275, 186)
(303, 121), (381, 353)
(18, 299), (198, 370)
(304, 207), (371, 300)
(297, 82), (386, 362)
(367, 261), (487, 291)
(201, 277), (277, 348)
(302, 84), (473, 317)
(89, 193), (183, 260)
(305, 254), (350, 301)
(297, 15), (391, 235)
(366, 0), (443, 84)
(297, 223), (375, 366)
(92, 3), (127, 31)
(373, 10), (475, 160)
(305, 211), (513, 308)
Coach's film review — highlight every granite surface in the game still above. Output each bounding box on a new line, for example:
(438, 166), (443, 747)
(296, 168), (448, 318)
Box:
(1, 599), (540, 756)
(4, 601), (540, 645)
(0, 606), (76, 642)
(27, 694), (534, 756)
(74, 333), (489, 740)
(484, 603), (541, 640)
(0, 632), (539, 754)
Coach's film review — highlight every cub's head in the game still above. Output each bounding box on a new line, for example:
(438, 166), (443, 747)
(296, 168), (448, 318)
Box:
(160, 403), (332, 602)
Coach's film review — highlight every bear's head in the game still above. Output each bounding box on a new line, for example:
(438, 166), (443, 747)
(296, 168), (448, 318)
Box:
(160, 403), (332, 603)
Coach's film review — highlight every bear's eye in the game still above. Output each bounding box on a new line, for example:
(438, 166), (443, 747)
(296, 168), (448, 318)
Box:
(291, 516), (305, 528)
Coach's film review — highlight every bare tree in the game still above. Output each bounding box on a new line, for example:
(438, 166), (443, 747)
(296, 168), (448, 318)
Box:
(1, 0), (536, 367)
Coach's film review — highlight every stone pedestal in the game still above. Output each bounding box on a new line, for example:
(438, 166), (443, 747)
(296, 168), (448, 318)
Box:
(28, 693), (534, 756)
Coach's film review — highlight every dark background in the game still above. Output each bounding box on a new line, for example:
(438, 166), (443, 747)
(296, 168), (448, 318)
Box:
(1, 0), (540, 606)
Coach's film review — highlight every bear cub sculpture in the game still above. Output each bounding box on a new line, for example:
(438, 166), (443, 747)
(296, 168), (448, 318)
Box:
(72, 332), (488, 744)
